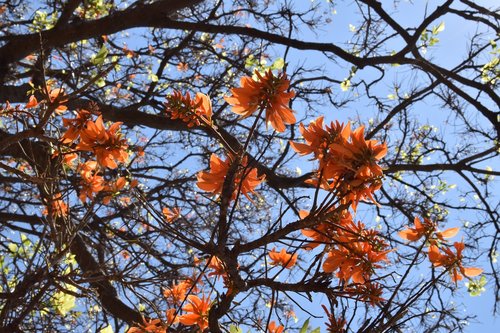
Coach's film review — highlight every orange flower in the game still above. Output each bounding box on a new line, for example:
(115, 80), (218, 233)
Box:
(55, 151), (78, 168)
(399, 216), (434, 241)
(327, 126), (387, 206)
(162, 207), (181, 223)
(163, 280), (191, 305)
(207, 256), (226, 277)
(178, 294), (211, 331)
(322, 221), (390, 283)
(76, 115), (129, 169)
(399, 216), (460, 243)
(165, 308), (179, 326)
(292, 120), (386, 210)
(290, 116), (351, 178)
(428, 242), (483, 283)
(350, 282), (384, 306)
(42, 193), (68, 218)
(25, 95), (39, 108)
(301, 209), (353, 250)
(196, 154), (265, 201)
(268, 321), (284, 333)
(61, 109), (93, 144)
(121, 251), (131, 260)
(268, 248), (298, 269)
(225, 70), (296, 132)
(48, 87), (68, 113)
(177, 62), (188, 72)
(322, 305), (346, 333)
(127, 318), (166, 333)
(164, 91), (212, 127)
(24, 86), (68, 113)
(102, 176), (128, 204)
(78, 161), (104, 203)
(336, 126), (387, 179)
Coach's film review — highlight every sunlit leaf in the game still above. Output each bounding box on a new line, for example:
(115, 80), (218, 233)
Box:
(91, 45), (108, 67)
(299, 318), (310, 333)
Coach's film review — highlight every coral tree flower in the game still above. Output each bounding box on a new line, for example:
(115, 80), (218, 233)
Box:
(25, 95), (39, 108)
(318, 218), (390, 284)
(76, 115), (129, 169)
(197, 154), (265, 201)
(207, 256), (226, 277)
(178, 294), (211, 331)
(399, 216), (459, 243)
(268, 248), (298, 269)
(101, 176), (128, 204)
(165, 308), (179, 326)
(268, 321), (285, 333)
(48, 87), (68, 113)
(301, 209), (354, 250)
(42, 193), (68, 218)
(127, 318), (166, 333)
(290, 116), (351, 177)
(163, 280), (191, 305)
(322, 305), (346, 333)
(225, 70), (296, 132)
(25, 86), (68, 114)
(164, 91), (212, 127)
(78, 160), (104, 203)
(291, 117), (387, 210)
(61, 109), (93, 144)
(428, 242), (483, 283)
(162, 207), (181, 223)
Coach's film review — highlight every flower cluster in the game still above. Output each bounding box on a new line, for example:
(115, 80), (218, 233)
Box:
(225, 70), (296, 132)
(42, 193), (68, 218)
(26, 84), (68, 114)
(400, 217), (482, 283)
(164, 91), (212, 127)
(55, 109), (134, 205)
(196, 154), (265, 201)
(301, 209), (390, 287)
(130, 278), (211, 332)
(291, 116), (387, 210)
(75, 115), (129, 169)
(268, 248), (298, 269)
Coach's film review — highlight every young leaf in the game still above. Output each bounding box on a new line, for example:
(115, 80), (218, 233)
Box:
(432, 22), (445, 35)
(100, 325), (114, 333)
(271, 57), (285, 70)
(299, 318), (310, 333)
(229, 324), (243, 333)
(340, 79), (351, 92)
(91, 45), (108, 67)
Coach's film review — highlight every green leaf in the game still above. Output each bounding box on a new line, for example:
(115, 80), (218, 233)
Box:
(340, 79), (351, 92)
(428, 37), (439, 46)
(100, 325), (114, 333)
(310, 328), (321, 333)
(91, 45), (108, 67)
(149, 73), (159, 83)
(271, 57), (285, 70)
(7, 243), (18, 253)
(299, 318), (310, 333)
(229, 324), (243, 333)
(20, 233), (29, 243)
(245, 55), (258, 68)
(95, 77), (106, 88)
(51, 284), (77, 316)
(432, 21), (445, 35)
(466, 276), (487, 297)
